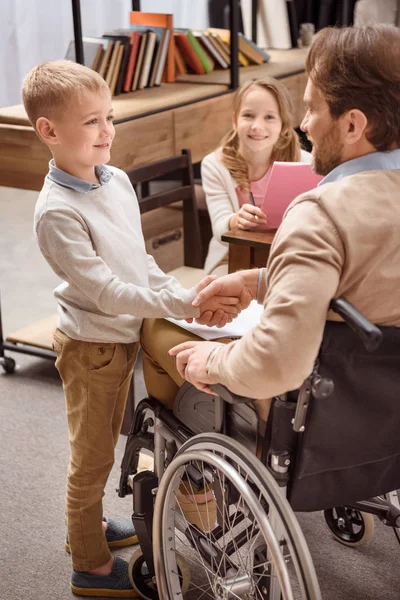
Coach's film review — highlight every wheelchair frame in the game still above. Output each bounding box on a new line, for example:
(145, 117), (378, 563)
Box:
(118, 298), (400, 599)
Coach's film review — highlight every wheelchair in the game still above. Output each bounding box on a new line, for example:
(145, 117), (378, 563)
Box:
(118, 298), (400, 600)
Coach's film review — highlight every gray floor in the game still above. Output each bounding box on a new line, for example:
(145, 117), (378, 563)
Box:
(1, 186), (399, 600)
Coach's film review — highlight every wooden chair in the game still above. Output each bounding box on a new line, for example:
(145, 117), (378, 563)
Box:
(127, 148), (205, 288)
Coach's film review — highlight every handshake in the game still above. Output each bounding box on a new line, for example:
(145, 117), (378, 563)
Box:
(187, 269), (259, 328)
(170, 268), (263, 394)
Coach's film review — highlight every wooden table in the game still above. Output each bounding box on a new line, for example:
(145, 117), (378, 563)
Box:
(221, 229), (277, 273)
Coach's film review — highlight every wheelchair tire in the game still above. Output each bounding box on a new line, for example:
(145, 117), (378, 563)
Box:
(153, 432), (321, 600)
(128, 548), (190, 600)
(324, 507), (375, 546)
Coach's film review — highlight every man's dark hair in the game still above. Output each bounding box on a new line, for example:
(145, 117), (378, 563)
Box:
(306, 25), (400, 151)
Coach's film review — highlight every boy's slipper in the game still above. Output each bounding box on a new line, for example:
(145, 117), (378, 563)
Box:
(65, 518), (138, 554)
(71, 556), (139, 597)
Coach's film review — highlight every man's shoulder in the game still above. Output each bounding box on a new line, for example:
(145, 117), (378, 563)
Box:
(292, 168), (400, 206)
(286, 169), (400, 234)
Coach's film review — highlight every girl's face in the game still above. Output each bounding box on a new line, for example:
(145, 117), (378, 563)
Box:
(236, 87), (283, 155)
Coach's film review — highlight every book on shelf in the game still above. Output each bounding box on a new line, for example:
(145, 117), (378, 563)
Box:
(97, 40), (114, 78)
(123, 32), (141, 92)
(131, 33), (147, 91)
(208, 28), (269, 66)
(174, 32), (205, 75)
(65, 19), (271, 95)
(100, 25), (170, 93)
(103, 34), (132, 95)
(150, 28), (170, 86)
(65, 38), (105, 71)
(239, 33), (271, 63)
(192, 30), (228, 69)
(208, 28), (249, 66)
(128, 26), (170, 87)
(110, 44), (124, 95)
(174, 29), (213, 74)
(138, 31), (157, 89)
(206, 32), (231, 66)
(129, 11), (175, 83)
(104, 40), (121, 88)
(174, 43), (187, 75)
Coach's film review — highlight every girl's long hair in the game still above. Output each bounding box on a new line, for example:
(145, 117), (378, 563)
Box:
(220, 77), (301, 193)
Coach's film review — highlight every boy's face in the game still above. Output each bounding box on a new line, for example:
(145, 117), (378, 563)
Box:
(45, 89), (115, 178)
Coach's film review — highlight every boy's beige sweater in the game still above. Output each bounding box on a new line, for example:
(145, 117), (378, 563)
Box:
(208, 169), (400, 398)
(34, 167), (199, 343)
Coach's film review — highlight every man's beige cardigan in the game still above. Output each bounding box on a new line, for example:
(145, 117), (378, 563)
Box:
(208, 169), (400, 398)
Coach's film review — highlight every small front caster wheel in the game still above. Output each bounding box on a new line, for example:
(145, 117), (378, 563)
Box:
(324, 506), (375, 546)
(1, 356), (16, 374)
(128, 548), (189, 599)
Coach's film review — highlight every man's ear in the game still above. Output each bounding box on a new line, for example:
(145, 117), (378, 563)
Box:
(342, 109), (368, 145)
(36, 117), (59, 146)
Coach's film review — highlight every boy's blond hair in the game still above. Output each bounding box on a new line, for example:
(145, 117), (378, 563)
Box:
(22, 59), (110, 128)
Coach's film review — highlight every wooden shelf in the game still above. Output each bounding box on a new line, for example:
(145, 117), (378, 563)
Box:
(0, 82), (228, 127)
(176, 48), (309, 85)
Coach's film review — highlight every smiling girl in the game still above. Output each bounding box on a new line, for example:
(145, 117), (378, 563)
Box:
(201, 77), (311, 275)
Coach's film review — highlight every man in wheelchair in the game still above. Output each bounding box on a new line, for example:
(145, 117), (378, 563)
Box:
(119, 25), (400, 599)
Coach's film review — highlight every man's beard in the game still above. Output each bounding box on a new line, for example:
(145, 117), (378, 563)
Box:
(311, 122), (344, 176)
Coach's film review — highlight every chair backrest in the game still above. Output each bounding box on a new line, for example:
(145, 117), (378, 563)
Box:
(125, 149), (203, 269)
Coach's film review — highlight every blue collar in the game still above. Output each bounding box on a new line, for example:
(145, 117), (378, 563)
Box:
(319, 149), (400, 186)
(47, 160), (113, 194)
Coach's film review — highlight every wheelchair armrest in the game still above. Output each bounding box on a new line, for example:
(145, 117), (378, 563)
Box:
(330, 297), (382, 351)
(210, 384), (250, 404)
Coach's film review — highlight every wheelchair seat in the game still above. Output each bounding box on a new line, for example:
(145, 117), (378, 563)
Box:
(173, 381), (259, 456)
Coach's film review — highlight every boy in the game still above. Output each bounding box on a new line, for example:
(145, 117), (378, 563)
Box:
(22, 60), (238, 597)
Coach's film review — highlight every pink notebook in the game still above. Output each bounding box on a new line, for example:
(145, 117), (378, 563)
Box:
(260, 162), (323, 228)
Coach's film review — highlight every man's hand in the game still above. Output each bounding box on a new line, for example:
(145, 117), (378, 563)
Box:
(184, 274), (243, 328)
(193, 271), (256, 312)
(169, 340), (224, 394)
(197, 295), (240, 327)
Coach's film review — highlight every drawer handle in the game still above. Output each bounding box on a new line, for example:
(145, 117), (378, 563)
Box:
(152, 230), (182, 249)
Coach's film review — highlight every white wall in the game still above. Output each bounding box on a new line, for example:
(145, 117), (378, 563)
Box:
(0, 0), (209, 108)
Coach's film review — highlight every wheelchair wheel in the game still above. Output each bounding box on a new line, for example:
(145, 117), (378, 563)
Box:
(153, 432), (321, 600)
(324, 507), (375, 546)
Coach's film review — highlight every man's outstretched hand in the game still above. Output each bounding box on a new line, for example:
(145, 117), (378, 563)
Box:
(193, 271), (256, 326)
(184, 274), (243, 328)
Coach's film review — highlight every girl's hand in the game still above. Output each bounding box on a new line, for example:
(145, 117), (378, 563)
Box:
(230, 204), (267, 230)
